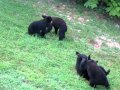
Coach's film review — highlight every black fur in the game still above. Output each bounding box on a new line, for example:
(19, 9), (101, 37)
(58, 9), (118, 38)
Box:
(99, 66), (110, 75)
(28, 16), (52, 37)
(75, 52), (89, 80)
(88, 55), (110, 76)
(75, 52), (110, 81)
(80, 57), (110, 88)
(42, 15), (67, 40)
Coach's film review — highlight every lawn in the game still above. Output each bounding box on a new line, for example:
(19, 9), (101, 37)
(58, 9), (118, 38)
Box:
(0, 0), (120, 90)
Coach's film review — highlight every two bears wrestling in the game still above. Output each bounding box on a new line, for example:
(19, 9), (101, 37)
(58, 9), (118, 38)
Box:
(28, 15), (67, 40)
(75, 52), (110, 89)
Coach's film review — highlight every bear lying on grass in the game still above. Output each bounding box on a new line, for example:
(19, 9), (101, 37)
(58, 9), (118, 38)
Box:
(75, 52), (110, 80)
(28, 16), (52, 38)
(42, 15), (67, 40)
(80, 57), (110, 88)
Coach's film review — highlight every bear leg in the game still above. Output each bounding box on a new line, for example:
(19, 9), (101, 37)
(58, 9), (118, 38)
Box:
(54, 26), (58, 34)
(59, 30), (65, 40)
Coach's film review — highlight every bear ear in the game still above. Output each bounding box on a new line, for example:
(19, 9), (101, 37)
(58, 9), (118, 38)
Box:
(88, 55), (91, 60)
(42, 15), (47, 18)
(76, 51), (80, 55)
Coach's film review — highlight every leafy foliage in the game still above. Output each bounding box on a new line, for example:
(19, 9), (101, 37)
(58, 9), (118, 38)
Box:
(74, 0), (120, 17)
(105, 0), (120, 17)
(84, 0), (99, 9)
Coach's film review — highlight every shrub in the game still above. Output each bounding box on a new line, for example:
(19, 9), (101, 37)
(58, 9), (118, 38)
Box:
(72, 0), (120, 17)
(105, 0), (120, 17)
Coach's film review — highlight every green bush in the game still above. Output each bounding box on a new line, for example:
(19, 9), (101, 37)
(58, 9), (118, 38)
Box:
(105, 0), (120, 17)
(84, 0), (99, 9)
(74, 0), (120, 17)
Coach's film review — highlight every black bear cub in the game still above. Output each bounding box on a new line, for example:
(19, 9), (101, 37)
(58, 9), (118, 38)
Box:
(42, 15), (67, 40)
(80, 55), (110, 88)
(76, 52), (89, 80)
(28, 16), (52, 38)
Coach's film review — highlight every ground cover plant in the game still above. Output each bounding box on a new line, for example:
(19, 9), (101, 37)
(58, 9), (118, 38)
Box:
(0, 0), (120, 90)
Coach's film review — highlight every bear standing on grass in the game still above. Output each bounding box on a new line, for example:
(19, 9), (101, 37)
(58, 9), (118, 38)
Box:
(28, 16), (52, 38)
(42, 15), (67, 40)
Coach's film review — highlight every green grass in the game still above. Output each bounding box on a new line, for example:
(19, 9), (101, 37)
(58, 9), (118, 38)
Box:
(0, 0), (120, 90)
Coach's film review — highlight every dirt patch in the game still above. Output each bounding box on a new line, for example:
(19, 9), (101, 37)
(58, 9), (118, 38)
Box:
(78, 17), (89, 24)
(53, 3), (66, 11)
(51, 2), (90, 25)
(89, 35), (120, 49)
(106, 41), (120, 48)
(88, 38), (103, 49)
(67, 13), (75, 21)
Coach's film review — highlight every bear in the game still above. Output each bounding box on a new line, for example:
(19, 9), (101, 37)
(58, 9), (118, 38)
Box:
(75, 52), (89, 80)
(99, 66), (110, 76)
(42, 15), (67, 40)
(87, 55), (110, 76)
(75, 52), (110, 80)
(28, 16), (52, 38)
(80, 56), (110, 88)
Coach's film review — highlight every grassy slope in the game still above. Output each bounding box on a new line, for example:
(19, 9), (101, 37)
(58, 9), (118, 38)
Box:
(0, 0), (120, 90)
